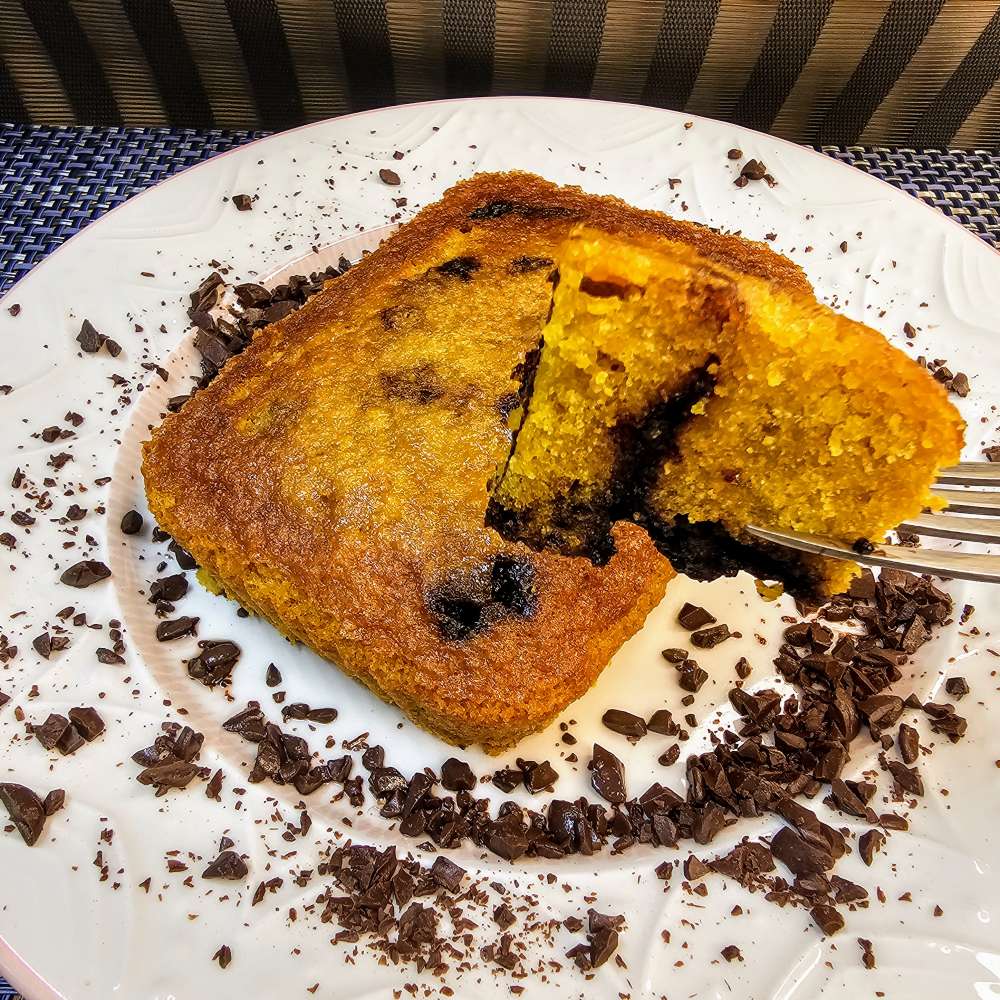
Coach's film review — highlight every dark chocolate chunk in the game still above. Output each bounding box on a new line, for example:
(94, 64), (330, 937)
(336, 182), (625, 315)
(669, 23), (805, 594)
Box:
(96, 647), (125, 665)
(886, 760), (923, 796)
(491, 767), (522, 793)
(265, 663), (281, 687)
(678, 660), (709, 692)
(520, 758), (558, 793)
(76, 319), (104, 353)
(56, 725), (85, 756)
(440, 757), (476, 791)
(677, 603), (716, 630)
(149, 573), (188, 603)
(60, 560), (111, 588)
(602, 709), (647, 739)
(187, 640), (241, 687)
(691, 624), (731, 649)
(212, 945), (232, 969)
(202, 850), (249, 879)
(944, 676), (969, 700)
(34, 713), (71, 750)
(660, 647), (689, 663)
(810, 903), (844, 935)
(378, 168), (401, 185)
(156, 616), (199, 641)
(647, 709), (677, 736)
(168, 540), (198, 570)
(232, 193), (253, 211)
(589, 926), (619, 967)
(0, 783), (47, 845)
(42, 788), (65, 816)
(306, 707), (338, 724)
(493, 903), (516, 929)
(120, 510), (143, 535)
(68, 706), (105, 741)
(430, 856), (465, 892)
(898, 723), (919, 764)
(858, 829), (885, 866)
(771, 826), (833, 876)
(721, 944), (743, 962)
(590, 744), (626, 804)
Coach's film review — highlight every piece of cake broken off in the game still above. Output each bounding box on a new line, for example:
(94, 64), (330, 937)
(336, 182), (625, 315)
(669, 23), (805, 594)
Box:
(487, 227), (963, 597)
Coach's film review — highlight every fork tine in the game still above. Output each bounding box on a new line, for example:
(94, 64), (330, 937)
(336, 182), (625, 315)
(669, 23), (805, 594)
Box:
(897, 512), (1000, 543)
(746, 525), (1000, 584)
(936, 462), (1000, 486)
(931, 487), (1000, 515)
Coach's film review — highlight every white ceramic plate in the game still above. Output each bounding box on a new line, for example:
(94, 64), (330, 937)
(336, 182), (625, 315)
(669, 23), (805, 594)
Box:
(1, 98), (998, 1000)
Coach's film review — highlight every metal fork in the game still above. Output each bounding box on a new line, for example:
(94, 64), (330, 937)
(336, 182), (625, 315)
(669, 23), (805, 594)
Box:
(747, 463), (1000, 584)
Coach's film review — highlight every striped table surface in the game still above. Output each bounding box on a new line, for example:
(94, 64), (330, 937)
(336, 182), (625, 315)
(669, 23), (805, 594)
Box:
(0, 125), (997, 999)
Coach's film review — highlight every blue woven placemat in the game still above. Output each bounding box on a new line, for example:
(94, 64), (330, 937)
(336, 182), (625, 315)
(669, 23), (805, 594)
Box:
(0, 125), (997, 300)
(0, 126), (998, 1000)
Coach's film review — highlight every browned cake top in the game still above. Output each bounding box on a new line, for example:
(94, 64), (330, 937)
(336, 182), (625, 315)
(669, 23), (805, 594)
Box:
(142, 172), (804, 742)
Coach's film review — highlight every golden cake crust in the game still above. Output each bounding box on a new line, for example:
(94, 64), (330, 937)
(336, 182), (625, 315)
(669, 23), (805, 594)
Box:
(142, 172), (806, 752)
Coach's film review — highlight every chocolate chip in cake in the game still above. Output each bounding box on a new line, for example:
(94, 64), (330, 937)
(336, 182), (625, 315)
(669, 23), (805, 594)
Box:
(435, 256), (481, 282)
(380, 363), (445, 405)
(0, 783), (47, 845)
(589, 744), (626, 804)
(602, 709), (647, 739)
(508, 255), (554, 274)
(677, 602), (716, 630)
(60, 560), (111, 588)
(155, 616), (199, 642)
(490, 554), (537, 617)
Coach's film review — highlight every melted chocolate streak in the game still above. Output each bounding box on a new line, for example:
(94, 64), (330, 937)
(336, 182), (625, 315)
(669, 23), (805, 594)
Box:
(489, 342), (823, 596)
